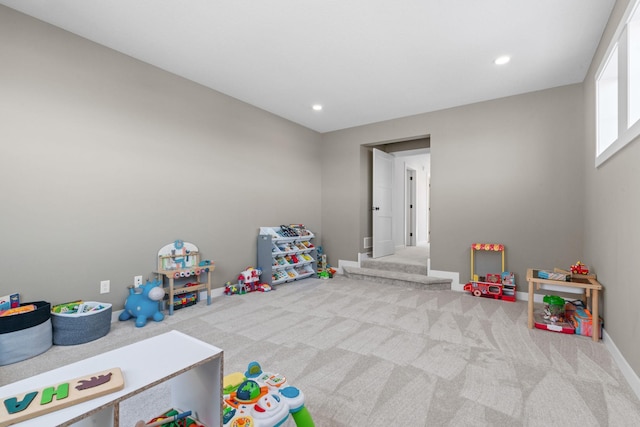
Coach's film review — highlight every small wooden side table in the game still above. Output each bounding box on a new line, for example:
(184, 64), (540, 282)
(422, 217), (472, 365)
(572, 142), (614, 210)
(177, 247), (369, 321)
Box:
(526, 268), (603, 341)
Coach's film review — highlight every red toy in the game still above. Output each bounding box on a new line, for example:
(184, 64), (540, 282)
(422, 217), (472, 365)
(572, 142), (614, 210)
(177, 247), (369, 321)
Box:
(226, 268), (270, 296)
(465, 243), (516, 302)
(570, 261), (590, 275)
(463, 281), (504, 299)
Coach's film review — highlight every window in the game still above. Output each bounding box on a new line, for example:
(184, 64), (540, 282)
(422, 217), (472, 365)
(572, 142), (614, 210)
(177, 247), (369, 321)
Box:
(597, 46), (618, 154)
(628, 6), (640, 127)
(596, 0), (640, 167)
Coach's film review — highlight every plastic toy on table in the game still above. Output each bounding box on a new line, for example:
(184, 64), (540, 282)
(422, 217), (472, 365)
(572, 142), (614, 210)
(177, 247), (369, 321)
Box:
(223, 361), (315, 427)
(570, 261), (590, 275)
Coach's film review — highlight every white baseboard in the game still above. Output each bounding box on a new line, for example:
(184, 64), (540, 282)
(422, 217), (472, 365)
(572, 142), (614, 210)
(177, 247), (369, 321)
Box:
(111, 288), (224, 323)
(357, 252), (370, 264)
(111, 309), (122, 323)
(516, 290), (546, 303)
(603, 329), (640, 401)
(336, 258), (360, 275)
(428, 269), (461, 290)
(342, 258), (362, 269)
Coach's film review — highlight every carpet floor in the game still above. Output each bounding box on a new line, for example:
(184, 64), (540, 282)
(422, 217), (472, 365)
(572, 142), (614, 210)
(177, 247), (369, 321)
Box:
(2, 275), (640, 426)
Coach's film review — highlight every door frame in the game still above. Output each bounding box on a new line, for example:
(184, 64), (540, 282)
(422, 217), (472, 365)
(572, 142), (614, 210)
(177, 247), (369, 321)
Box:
(365, 137), (430, 259)
(405, 168), (417, 246)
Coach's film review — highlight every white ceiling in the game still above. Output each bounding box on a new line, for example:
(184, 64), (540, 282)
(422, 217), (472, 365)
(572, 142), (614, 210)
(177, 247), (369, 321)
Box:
(0, 0), (616, 133)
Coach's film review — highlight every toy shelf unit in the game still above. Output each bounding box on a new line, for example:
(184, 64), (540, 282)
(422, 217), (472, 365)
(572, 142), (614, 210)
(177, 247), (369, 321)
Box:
(154, 240), (213, 315)
(257, 225), (317, 286)
(463, 243), (516, 302)
(526, 268), (603, 341)
(0, 330), (222, 427)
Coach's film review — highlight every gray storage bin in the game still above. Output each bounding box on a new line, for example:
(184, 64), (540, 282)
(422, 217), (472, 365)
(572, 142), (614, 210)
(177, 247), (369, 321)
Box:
(51, 302), (112, 346)
(0, 301), (52, 366)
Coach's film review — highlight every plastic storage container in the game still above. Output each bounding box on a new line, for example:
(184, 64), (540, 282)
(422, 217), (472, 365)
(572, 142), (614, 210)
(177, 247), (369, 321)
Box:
(543, 295), (566, 320)
(573, 307), (603, 338)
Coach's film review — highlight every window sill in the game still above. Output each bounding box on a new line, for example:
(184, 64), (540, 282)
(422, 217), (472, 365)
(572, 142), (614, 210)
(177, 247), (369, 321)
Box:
(596, 119), (640, 167)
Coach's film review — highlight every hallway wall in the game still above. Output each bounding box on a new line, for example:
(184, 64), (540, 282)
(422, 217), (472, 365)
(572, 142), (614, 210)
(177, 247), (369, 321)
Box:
(322, 84), (584, 291)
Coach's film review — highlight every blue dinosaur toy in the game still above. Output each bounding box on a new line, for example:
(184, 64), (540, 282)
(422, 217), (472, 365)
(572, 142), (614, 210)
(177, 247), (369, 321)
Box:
(119, 278), (165, 327)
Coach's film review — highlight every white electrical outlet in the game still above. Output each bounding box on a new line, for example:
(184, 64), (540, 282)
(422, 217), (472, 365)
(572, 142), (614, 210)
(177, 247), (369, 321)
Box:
(100, 280), (110, 294)
(134, 275), (143, 287)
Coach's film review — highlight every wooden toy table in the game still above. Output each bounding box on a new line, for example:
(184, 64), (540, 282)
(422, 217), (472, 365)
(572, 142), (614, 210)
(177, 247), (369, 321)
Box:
(155, 240), (213, 315)
(526, 268), (603, 341)
(0, 331), (223, 426)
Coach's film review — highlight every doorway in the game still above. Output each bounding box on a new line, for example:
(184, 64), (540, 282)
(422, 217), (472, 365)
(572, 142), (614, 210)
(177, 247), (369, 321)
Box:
(393, 149), (430, 248)
(368, 137), (430, 260)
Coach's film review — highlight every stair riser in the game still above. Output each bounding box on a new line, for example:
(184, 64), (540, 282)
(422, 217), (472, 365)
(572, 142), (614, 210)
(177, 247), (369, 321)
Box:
(360, 260), (427, 275)
(344, 271), (451, 291)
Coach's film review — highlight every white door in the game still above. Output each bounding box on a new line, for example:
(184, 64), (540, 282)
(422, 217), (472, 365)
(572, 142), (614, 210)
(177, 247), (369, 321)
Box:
(373, 148), (395, 258)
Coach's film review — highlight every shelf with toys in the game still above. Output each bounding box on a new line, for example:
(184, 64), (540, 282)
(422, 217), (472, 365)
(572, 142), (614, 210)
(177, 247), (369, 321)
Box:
(463, 243), (516, 302)
(526, 262), (603, 341)
(0, 331), (222, 427)
(153, 240), (214, 315)
(257, 225), (317, 286)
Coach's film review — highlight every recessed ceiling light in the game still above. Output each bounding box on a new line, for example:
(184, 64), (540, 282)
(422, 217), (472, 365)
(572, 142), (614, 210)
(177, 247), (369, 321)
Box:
(312, 104), (323, 111)
(494, 55), (511, 65)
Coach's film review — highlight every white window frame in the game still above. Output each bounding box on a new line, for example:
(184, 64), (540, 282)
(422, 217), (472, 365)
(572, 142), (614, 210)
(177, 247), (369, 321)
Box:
(629, 15), (640, 126)
(596, 45), (618, 154)
(596, 0), (640, 167)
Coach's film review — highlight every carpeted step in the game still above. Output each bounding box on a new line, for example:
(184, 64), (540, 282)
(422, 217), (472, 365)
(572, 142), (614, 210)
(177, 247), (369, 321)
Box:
(360, 258), (427, 275)
(342, 266), (451, 290)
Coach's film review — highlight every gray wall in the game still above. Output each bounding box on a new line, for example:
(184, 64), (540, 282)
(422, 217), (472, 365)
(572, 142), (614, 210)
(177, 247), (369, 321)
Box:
(322, 84), (585, 289)
(0, 6), (322, 308)
(2, 1), (638, 382)
(583, 0), (640, 378)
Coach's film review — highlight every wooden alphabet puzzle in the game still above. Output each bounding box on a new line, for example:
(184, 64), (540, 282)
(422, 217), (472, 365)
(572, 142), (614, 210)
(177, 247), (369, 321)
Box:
(0, 368), (124, 426)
